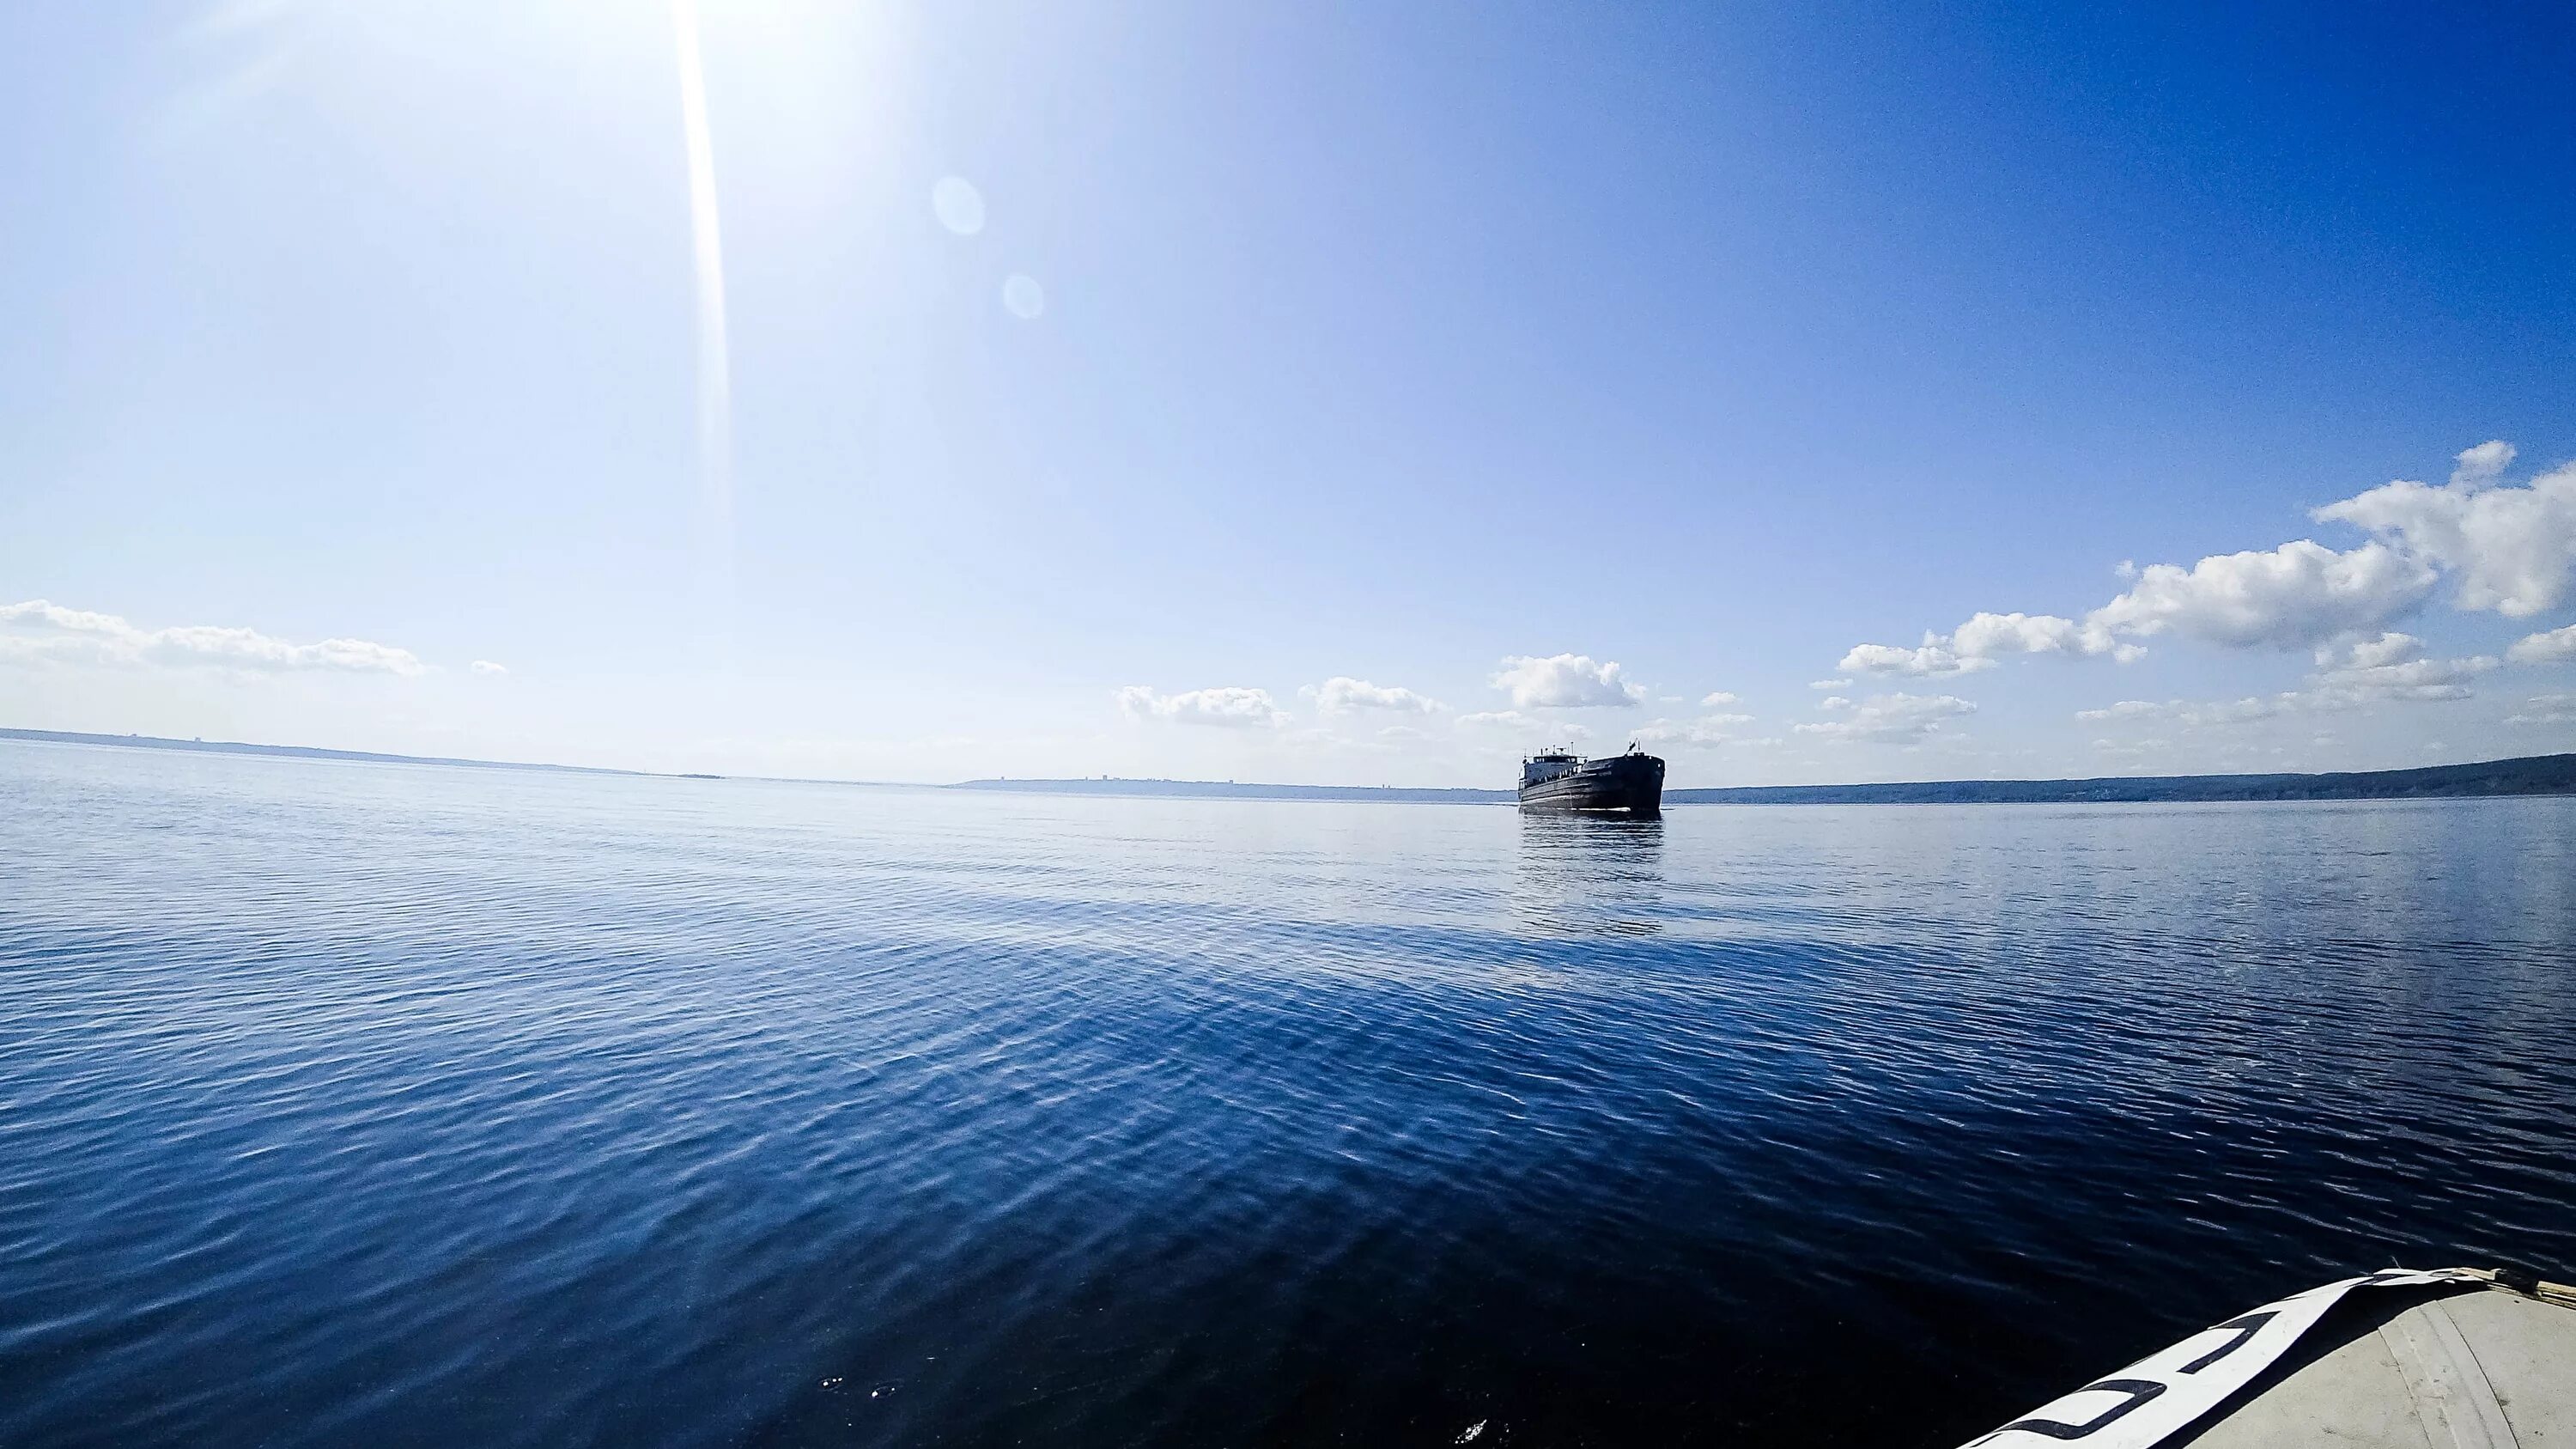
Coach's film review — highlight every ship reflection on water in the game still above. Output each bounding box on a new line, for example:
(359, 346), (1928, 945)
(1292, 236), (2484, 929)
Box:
(1510, 811), (1667, 935)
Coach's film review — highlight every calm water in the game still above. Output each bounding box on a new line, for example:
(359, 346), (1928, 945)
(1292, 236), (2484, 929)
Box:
(3, 741), (2573, 1448)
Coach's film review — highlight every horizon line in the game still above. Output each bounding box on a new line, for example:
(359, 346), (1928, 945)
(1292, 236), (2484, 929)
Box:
(4, 725), (2571, 801)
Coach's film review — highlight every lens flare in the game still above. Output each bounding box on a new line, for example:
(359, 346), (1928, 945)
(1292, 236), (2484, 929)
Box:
(670, 0), (732, 593)
(933, 176), (986, 235)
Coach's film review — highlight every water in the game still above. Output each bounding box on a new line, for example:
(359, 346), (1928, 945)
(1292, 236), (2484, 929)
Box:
(3, 740), (2572, 1448)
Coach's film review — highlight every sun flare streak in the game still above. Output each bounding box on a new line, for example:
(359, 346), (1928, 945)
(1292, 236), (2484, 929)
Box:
(671, 0), (733, 582)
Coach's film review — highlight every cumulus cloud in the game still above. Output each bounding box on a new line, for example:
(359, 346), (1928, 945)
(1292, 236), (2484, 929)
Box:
(1699, 691), (1740, 707)
(2316, 631), (2426, 671)
(1838, 636), (1996, 678)
(1842, 609), (2155, 677)
(2077, 694), (2314, 727)
(2086, 540), (2435, 648)
(470, 659), (508, 675)
(2312, 660), (2495, 702)
(1838, 443), (2576, 679)
(2506, 623), (2576, 666)
(1306, 676), (1443, 714)
(1490, 653), (1645, 709)
(2079, 634), (2499, 726)
(2315, 441), (2576, 617)
(1793, 691), (1975, 743)
(2451, 441), (2517, 484)
(1842, 540), (2432, 669)
(0, 599), (427, 676)
(2305, 631), (2497, 702)
(2505, 693), (2576, 726)
(1115, 685), (1287, 728)
(1951, 611), (2133, 661)
(1809, 678), (1850, 689)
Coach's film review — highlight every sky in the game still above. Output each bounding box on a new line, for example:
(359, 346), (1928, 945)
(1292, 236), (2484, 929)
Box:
(3, 0), (2573, 787)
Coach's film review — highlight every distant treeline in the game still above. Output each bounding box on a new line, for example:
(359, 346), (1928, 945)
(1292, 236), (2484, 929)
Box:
(957, 754), (2576, 806)
(948, 777), (1509, 804)
(1664, 753), (2576, 804)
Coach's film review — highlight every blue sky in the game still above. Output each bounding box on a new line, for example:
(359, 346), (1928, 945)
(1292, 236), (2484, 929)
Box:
(3, 0), (2573, 785)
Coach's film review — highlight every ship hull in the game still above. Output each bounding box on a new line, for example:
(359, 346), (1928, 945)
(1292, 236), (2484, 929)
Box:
(1517, 753), (1665, 814)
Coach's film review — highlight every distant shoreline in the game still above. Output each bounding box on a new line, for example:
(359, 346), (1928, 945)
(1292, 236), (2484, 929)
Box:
(957, 756), (2576, 804)
(0, 727), (659, 778)
(12, 726), (2571, 806)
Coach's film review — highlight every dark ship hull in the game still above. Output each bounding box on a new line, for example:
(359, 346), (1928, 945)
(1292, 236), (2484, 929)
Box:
(1518, 751), (1665, 814)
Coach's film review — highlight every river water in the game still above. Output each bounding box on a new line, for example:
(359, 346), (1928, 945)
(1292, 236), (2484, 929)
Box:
(3, 740), (2571, 1446)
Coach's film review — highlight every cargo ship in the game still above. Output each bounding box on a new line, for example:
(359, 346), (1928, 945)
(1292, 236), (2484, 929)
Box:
(1518, 745), (1665, 814)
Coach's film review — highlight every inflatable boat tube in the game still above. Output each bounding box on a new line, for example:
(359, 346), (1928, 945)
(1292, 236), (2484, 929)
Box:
(1959, 1266), (2576, 1448)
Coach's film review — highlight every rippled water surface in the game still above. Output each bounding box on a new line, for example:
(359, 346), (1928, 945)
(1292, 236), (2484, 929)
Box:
(3, 740), (2573, 1448)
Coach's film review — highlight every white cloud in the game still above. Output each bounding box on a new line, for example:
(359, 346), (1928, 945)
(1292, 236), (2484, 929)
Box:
(2304, 632), (2497, 702)
(1114, 685), (1287, 728)
(1809, 678), (1850, 689)
(1307, 676), (1443, 714)
(2506, 623), (2576, 666)
(2505, 693), (2576, 726)
(0, 599), (426, 676)
(2313, 441), (2576, 618)
(1842, 611), (2142, 678)
(2078, 636), (2497, 725)
(1699, 691), (1739, 706)
(1950, 610), (2131, 661)
(1832, 443), (2576, 691)
(2312, 658), (2495, 702)
(2451, 440), (2517, 484)
(2314, 630), (2425, 671)
(2076, 694), (2313, 726)
(1489, 653), (1645, 709)
(2085, 539), (2436, 648)
(1793, 691), (1976, 743)
(1838, 636), (1996, 677)
(470, 659), (509, 675)
(1842, 538), (2428, 671)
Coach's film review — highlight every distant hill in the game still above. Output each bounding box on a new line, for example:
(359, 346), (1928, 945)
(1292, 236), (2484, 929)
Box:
(948, 776), (1510, 804)
(1663, 753), (2576, 804)
(957, 754), (2576, 806)
(0, 728), (649, 777)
